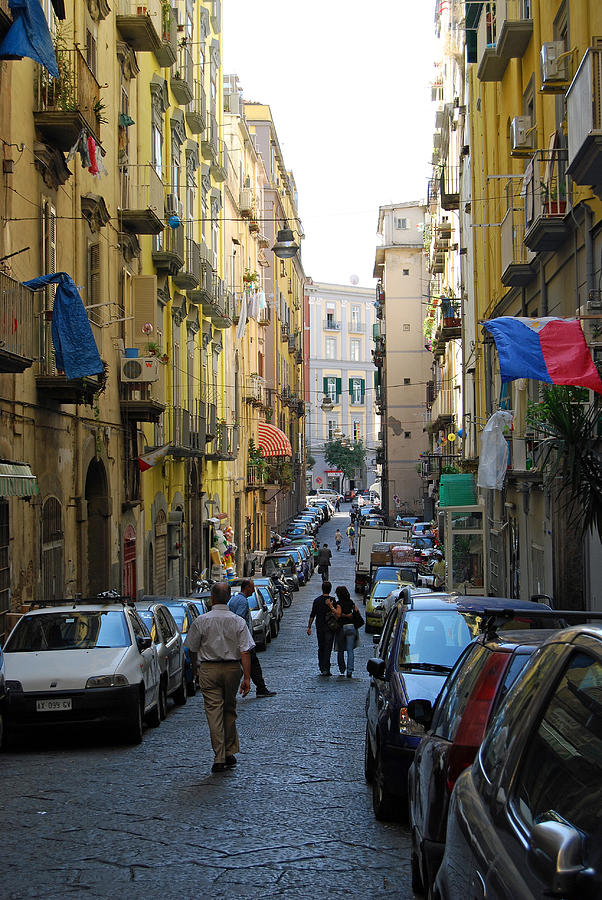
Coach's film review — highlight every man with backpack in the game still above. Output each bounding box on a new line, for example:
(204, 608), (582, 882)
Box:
(346, 523), (355, 552)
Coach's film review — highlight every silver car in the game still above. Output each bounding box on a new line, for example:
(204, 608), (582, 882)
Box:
(136, 601), (187, 718)
(247, 589), (271, 651)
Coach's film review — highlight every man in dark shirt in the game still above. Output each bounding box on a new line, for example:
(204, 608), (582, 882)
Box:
(228, 579), (276, 698)
(307, 581), (335, 676)
(316, 543), (332, 583)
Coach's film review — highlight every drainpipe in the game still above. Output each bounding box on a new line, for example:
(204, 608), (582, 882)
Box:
(584, 203), (595, 299)
(539, 260), (548, 316)
(521, 286), (527, 316)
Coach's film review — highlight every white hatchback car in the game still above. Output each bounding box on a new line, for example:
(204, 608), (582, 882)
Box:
(2, 600), (161, 744)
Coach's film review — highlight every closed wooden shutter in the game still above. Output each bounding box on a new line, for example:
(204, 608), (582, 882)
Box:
(335, 377), (342, 399)
(88, 242), (101, 326)
(132, 275), (158, 349)
(155, 510), (167, 593)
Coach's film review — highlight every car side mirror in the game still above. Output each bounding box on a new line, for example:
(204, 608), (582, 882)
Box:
(407, 698), (433, 729)
(366, 657), (386, 679)
(528, 820), (594, 896)
(136, 635), (152, 653)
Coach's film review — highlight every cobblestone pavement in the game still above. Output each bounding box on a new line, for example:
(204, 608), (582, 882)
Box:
(1, 508), (413, 899)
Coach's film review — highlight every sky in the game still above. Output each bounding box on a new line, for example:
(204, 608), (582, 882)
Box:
(223, 0), (438, 289)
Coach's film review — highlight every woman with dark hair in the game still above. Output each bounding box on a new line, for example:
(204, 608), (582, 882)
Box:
(328, 585), (360, 678)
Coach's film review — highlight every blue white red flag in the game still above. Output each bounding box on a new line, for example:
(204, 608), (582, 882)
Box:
(482, 317), (602, 394)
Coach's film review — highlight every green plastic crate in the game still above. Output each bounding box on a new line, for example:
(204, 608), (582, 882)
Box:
(439, 474), (477, 507)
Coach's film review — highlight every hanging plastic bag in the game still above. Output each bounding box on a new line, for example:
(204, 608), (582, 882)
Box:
(477, 410), (513, 490)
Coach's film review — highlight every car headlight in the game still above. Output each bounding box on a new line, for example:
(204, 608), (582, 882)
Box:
(86, 674), (129, 689)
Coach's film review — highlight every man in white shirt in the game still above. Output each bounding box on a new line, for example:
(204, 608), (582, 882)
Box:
(185, 582), (254, 773)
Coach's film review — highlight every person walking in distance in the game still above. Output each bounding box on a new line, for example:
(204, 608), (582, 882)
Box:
(346, 523), (356, 552)
(307, 581), (336, 676)
(317, 543), (332, 583)
(335, 529), (343, 551)
(228, 579), (276, 698)
(185, 582), (253, 773)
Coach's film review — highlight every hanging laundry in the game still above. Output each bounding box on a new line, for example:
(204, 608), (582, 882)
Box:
(0, 0), (59, 78)
(87, 136), (99, 176)
(236, 292), (248, 341)
(257, 290), (267, 311)
(247, 289), (259, 321)
(66, 131), (90, 169)
(22, 272), (103, 379)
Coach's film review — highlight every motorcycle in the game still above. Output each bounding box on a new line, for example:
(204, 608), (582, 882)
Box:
(269, 571), (294, 608)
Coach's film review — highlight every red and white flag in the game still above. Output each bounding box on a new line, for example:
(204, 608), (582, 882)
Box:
(137, 444), (170, 472)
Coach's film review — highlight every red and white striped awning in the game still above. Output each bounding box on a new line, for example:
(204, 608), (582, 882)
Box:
(257, 422), (292, 458)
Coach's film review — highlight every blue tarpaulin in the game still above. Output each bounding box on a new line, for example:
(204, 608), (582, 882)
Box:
(23, 273), (104, 379)
(0, 0), (59, 78)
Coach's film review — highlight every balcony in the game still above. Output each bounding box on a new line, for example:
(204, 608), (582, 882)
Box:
(476, 3), (508, 82)
(171, 45), (193, 106)
(247, 464), (267, 488)
(120, 382), (165, 422)
(36, 320), (103, 405)
(211, 282), (234, 329)
(280, 320), (290, 341)
(172, 230), (201, 290)
(257, 306), (270, 327)
(323, 318), (341, 331)
(210, 140), (228, 182)
(245, 374), (267, 407)
(500, 204), (535, 286)
(168, 406), (195, 457)
(431, 252), (445, 274)
(523, 150), (571, 253)
(205, 402), (217, 441)
(421, 453), (462, 479)
(154, 6), (178, 66)
(186, 80), (206, 134)
(152, 193), (184, 273)
(206, 424), (239, 461)
(34, 49), (100, 151)
(201, 113), (218, 163)
(496, 0), (533, 59)
(288, 332), (296, 353)
(0, 273), (36, 373)
(116, 0), (162, 51)
(429, 388), (456, 432)
(566, 48), (602, 198)
(440, 165), (459, 210)
(188, 265), (214, 309)
(119, 164), (164, 234)
(432, 304), (462, 356)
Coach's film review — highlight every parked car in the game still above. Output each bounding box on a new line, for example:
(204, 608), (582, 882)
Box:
(401, 516), (419, 527)
(365, 580), (400, 634)
(274, 548), (308, 585)
(408, 628), (560, 895)
(248, 587), (271, 651)
(371, 564), (419, 590)
(136, 600), (187, 717)
(412, 522), (434, 536)
(2, 600), (161, 743)
(434, 624), (602, 900)
(254, 580), (282, 638)
(293, 516), (318, 534)
(364, 594), (559, 821)
(160, 599), (203, 697)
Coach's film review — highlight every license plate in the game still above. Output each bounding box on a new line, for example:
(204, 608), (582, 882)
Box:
(36, 698), (72, 712)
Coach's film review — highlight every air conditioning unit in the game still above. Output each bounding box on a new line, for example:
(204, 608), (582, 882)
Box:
(239, 188), (253, 216)
(541, 41), (568, 85)
(165, 193), (181, 217)
(120, 357), (160, 383)
(510, 116), (533, 153)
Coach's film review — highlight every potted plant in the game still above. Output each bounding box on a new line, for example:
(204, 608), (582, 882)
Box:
(541, 177), (567, 216)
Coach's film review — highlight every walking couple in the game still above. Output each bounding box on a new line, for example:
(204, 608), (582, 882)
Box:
(307, 581), (364, 678)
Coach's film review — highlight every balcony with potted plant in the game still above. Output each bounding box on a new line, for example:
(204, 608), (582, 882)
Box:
(524, 149), (571, 252)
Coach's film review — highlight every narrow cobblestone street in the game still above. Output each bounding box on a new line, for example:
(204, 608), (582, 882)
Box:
(1, 509), (413, 900)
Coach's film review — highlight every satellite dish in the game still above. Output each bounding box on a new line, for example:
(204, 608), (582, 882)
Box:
(350, 274), (359, 285)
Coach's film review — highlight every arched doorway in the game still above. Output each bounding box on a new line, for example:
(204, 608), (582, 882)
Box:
(154, 509), (167, 593)
(123, 525), (136, 598)
(42, 497), (64, 604)
(85, 459), (110, 595)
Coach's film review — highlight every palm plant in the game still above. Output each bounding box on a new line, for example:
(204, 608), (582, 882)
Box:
(527, 386), (602, 538)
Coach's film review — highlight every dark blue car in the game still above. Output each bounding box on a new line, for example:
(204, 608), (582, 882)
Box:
(364, 594), (557, 821)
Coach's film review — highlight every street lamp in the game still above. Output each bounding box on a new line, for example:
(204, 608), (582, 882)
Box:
(272, 226), (300, 259)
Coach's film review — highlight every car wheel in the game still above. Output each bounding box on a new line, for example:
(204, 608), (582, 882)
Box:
(270, 619), (278, 638)
(364, 725), (375, 783)
(145, 698), (161, 728)
(123, 697), (144, 745)
(372, 746), (397, 821)
(256, 628), (267, 651)
(158, 679), (168, 720)
(172, 672), (187, 706)
(411, 846), (425, 896)
(266, 625), (272, 644)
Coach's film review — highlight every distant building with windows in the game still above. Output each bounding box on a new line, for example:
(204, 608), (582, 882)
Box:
(306, 281), (379, 494)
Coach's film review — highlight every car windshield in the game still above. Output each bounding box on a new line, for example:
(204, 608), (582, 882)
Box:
(264, 558), (288, 575)
(247, 593), (261, 611)
(413, 536), (435, 549)
(371, 581), (399, 599)
(257, 588), (272, 607)
(5, 610), (131, 651)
